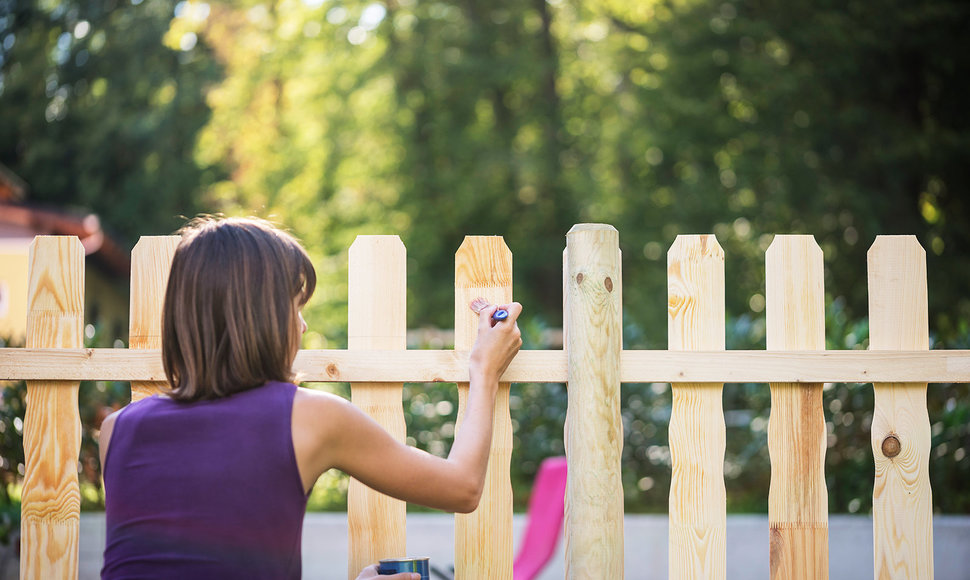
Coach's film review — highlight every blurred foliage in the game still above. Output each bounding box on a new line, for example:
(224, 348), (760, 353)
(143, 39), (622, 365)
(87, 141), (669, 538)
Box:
(1, 0), (969, 515)
(0, 0), (224, 240)
(5, 0), (967, 343)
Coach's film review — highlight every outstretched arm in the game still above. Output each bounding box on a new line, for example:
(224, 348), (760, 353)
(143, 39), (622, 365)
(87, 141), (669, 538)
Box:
(292, 300), (522, 512)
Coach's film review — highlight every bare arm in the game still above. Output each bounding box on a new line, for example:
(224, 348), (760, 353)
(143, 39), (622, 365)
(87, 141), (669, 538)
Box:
(292, 301), (522, 512)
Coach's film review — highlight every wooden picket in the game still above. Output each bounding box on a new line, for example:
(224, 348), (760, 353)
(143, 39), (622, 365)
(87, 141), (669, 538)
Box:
(347, 236), (408, 578)
(667, 235), (726, 579)
(868, 237), (933, 579)
(128, 236), (179, 402)
(765, 236), (828, 579)
(1, 226), (968, 580)
(564, 224), (624, 578)
(454, 236), (515, 580)
(21, 236), (84, 580)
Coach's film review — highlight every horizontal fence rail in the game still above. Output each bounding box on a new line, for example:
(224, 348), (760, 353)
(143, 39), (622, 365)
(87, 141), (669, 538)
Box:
(3, 348), (970, 384)
(1, 228), (968, 580)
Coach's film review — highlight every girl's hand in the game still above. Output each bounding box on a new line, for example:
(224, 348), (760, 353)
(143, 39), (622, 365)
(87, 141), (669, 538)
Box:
(355, 564), (420, 580)
(468, 299), (523, 383)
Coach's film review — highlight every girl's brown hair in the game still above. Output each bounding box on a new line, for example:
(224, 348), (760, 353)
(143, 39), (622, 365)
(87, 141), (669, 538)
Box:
(162, 216), (316, 401)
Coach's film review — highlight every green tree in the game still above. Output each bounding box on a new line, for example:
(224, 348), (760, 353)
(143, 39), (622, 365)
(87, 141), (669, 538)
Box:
(0, 0), (223, 243)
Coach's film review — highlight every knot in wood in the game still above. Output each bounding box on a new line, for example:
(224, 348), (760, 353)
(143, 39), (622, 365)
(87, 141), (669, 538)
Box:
(576, 273), (584, 285)
(326, 363), (339, 378)
(881, 434), (901, 458)
(604, 277), (613, 292)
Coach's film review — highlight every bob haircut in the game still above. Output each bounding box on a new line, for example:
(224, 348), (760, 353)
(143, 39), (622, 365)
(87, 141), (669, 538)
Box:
(162, 216), (316, 402)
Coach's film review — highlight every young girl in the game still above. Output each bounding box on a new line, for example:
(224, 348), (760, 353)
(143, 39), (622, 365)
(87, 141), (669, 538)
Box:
(99, 217), (522, 579)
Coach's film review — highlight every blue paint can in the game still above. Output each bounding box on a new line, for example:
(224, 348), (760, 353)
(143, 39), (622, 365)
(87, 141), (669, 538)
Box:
(377, 557), (430, 580)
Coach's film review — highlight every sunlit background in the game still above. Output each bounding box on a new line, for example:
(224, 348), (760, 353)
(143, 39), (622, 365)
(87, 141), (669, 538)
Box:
(0, 0), (968, 528)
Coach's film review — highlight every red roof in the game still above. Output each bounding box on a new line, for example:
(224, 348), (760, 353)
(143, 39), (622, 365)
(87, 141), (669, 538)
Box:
(0, 202), (131, 277)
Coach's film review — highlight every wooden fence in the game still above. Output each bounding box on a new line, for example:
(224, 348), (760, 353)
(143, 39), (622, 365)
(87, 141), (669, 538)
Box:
(2, 224), (969, 579)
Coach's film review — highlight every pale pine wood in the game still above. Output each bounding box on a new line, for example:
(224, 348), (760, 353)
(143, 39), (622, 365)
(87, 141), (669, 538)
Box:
(868, 236), (933, 579)
(667, 234), (726, 580)
(564, 224), (623, 579)
(765, 236), (828, 580)
(4, 348), (970, 383)
(454, 236), (514, 580)
(128, 236), (179, 401)
(22, 236), (84, 580)
(347, 235), (408, 578)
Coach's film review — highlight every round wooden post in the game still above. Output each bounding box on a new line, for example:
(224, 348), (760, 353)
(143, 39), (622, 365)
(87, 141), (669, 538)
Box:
(667, 234), (725, 580)
(564, 224), (623, 579)
(868, 236), (932, 579)
(22, 236), (84, 579)
(454, 236), (514, 580)
(129, 236), (180, 401)
(766, 236), (828, 579)
(347, 235), (408, 579)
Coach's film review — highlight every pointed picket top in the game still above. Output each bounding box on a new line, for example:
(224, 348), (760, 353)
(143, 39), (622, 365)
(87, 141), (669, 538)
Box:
(667, 234), (725, 351)
(349, 235), (407, 351)
(867, 235), (928, 351)
(129, 236), (180, 349)
(27, 236), (85, 345)
(455, 236), (513, 292)
(454, 236), (513, 350)
(766, 235), (825, 351)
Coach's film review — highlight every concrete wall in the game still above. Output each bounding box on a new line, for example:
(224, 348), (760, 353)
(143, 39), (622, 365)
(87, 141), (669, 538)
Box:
(78, 513), (970, 579)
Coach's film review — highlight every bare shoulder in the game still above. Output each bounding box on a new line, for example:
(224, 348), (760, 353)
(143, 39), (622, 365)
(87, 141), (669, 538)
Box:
(293, 386), (353, 416)
(291, 387), (360, 445)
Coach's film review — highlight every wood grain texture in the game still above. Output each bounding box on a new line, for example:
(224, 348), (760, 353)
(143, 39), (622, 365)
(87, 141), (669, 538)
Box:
(766, 236), (828, 580)
(347, 236), (408, 579)
(667, 234), (725, 580)
(454, 236), (513, 580)
(4, 348), (970, 384)
(22, 236), (83, 580)
(564, 224), (623, 579)
(868, 236), (933, 580)
(129, 236), (179, 401)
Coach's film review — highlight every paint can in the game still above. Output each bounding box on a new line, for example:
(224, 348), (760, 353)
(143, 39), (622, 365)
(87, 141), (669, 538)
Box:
(377, 557), (430, 580)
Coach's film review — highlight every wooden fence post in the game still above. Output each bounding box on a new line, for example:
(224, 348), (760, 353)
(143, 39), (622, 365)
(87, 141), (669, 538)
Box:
(129, 236), (180, 401)
(22, 236), (84, 579)
(868, 236), (933, 579)
(347, 235), (408, 578)
(454, 236), (514, 580)
(564, 224), (623, 579)
(766, 235), (828, 579)
(667, 234), (725, 580)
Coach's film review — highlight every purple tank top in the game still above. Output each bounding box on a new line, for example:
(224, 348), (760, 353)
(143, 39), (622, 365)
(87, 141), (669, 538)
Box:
(102, 381), (308, 579)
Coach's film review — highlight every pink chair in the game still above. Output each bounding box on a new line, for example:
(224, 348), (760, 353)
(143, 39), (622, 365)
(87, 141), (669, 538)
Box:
(428, 457), (568, 580)
(513, 456), (568, 580)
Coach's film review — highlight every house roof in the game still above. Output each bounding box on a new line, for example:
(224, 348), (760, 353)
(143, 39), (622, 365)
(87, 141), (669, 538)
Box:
(0, 163), (27, 203)
(0, 163), (130, 277)
(0, 202), (131, 278)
